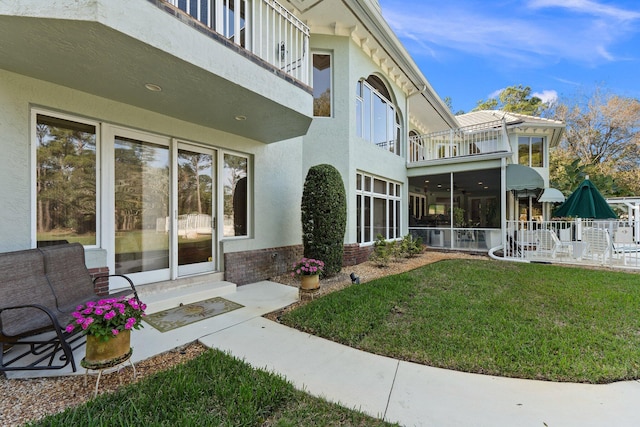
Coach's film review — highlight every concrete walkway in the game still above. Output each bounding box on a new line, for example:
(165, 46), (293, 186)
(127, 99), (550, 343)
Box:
(8, 280), (640, 426)
(202, 316), (640, 427)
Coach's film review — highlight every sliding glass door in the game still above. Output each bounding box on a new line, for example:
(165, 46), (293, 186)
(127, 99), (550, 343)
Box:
(107, 129), (219, 284)
(177, 144), (216, 276)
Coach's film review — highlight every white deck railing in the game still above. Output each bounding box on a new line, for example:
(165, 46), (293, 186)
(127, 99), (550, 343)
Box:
(409, 120), (509, 163)
(156, 214), (213, 238)
(502, 219), (640, 269)
(165, 0), (309, 85)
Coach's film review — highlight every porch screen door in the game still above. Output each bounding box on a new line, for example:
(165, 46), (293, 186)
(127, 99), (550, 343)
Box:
(177, 145), (216, 276)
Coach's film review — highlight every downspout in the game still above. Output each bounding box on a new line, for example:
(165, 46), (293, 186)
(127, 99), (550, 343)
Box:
(408, 84), (427, 98)
(500, 157), (507, 252)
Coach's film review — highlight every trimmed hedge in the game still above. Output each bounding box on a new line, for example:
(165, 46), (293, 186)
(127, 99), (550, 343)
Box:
(301, 164), (347, 276)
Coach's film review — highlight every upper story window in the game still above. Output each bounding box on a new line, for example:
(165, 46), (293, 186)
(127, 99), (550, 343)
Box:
(518, 136), (544, 167)
(356, 75), (401, 156)
(312, 53), (331, 117)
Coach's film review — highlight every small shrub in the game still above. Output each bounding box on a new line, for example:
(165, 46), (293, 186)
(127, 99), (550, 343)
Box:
(370, 234), (391, 267)
(371, 234), (423, 266)
(400, 234), (423, 258)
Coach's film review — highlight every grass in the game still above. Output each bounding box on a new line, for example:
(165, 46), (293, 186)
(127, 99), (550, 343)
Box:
(281, 259), (640, 384)
(29, 349), (396, 426)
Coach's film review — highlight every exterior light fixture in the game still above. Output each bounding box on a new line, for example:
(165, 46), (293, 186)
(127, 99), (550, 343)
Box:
(235, 115), (247, 121)
(144, 83), (162, 92)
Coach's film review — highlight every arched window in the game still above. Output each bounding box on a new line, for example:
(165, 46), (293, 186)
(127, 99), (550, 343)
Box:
(356, 75), (401, 155)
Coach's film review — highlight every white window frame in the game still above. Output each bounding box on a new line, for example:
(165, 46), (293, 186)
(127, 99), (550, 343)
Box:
(312, 51), (333, 118)
(518, 135), (545, 168)
(356, 79), (401, 155)
(220, 149), (252, 240)
(31, 108), (102, 249)
(356, 172), (402, 244)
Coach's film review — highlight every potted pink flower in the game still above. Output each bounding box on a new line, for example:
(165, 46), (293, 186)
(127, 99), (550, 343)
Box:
(291, 257), (324, 290)
(65, 296), (146, 367)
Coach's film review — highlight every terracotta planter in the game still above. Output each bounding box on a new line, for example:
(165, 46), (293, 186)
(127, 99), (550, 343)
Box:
(82, 329), (132, 369)
(300, 274), (320, 290)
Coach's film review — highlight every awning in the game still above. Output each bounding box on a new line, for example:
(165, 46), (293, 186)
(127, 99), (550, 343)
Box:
(538, 187), (565, 203)
(506, 164), (544, 191)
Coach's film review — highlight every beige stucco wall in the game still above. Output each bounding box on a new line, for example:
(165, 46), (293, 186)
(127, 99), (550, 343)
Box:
(0, 69), (303, 267)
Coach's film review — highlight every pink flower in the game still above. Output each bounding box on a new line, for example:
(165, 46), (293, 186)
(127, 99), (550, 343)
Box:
(124, 318), (137, 330)
(104, 310), (116, 320)
(112, 329), (120, 335)
(81, 317), (94, 330)
(65, 324), (75, 333)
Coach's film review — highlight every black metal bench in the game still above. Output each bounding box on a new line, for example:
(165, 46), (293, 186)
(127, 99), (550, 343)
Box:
(0, 243), (138, 373)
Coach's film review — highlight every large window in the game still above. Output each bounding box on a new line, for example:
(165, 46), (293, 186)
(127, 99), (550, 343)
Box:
(35, 113), (97, 246)
(518, 136), (544, 167)
(356, 172), (401, 244)
(223, 153), (248, 237)
(312, 53), (331, 117)
(356, 76), (401, 155)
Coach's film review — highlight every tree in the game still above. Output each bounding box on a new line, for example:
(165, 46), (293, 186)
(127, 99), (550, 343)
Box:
(313, 89), (331, 117)
(301, 164), (347, 277)
(550, 87), (640, 196)
(443, 96), (465, 115)
(473, 85), (547, 116)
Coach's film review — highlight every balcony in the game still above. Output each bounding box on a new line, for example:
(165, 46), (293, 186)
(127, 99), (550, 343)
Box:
(0, 0), (313, 143)
(165, 0), (310, 86)
(409, 120), (510, 165)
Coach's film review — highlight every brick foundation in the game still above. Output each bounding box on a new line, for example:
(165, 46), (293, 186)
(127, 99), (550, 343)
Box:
(342, 243), (373, 266)
(225, 243), (373, 286)
(89, 267), (111, 296)
(224, 245), (303, 286)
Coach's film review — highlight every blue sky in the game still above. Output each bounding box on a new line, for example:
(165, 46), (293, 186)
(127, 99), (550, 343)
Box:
(378, 0), (640, 113)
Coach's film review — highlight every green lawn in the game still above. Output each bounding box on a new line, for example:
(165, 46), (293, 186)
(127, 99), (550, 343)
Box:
(281, 259), (640, 384)
(30, 349), (395, 426)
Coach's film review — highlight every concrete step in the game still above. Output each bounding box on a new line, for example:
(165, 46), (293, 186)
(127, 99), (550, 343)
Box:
(136, 273), (237, 314)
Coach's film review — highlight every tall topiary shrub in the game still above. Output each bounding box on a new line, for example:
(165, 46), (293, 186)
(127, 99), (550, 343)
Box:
(301, 164), (347, 277)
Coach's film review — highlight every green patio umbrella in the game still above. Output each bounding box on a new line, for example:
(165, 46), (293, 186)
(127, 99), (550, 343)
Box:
(553, 178), (617, 219)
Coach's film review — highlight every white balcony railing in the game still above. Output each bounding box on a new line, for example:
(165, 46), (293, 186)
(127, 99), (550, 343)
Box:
(409, 120), (509, 163)
(166, 0), (309, 85)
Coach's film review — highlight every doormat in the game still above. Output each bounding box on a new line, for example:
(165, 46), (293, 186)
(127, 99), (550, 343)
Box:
(144, 297), (244, 332)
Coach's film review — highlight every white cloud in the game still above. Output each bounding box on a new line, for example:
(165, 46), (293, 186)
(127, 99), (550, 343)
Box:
(379, 0), (640, 66)
(488, 88), (504, 99)
(528, 0), (640, 21)
(532, 90), (559, 104)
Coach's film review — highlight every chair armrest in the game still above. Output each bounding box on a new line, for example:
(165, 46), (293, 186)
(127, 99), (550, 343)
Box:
(93, 274), (140, 301)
